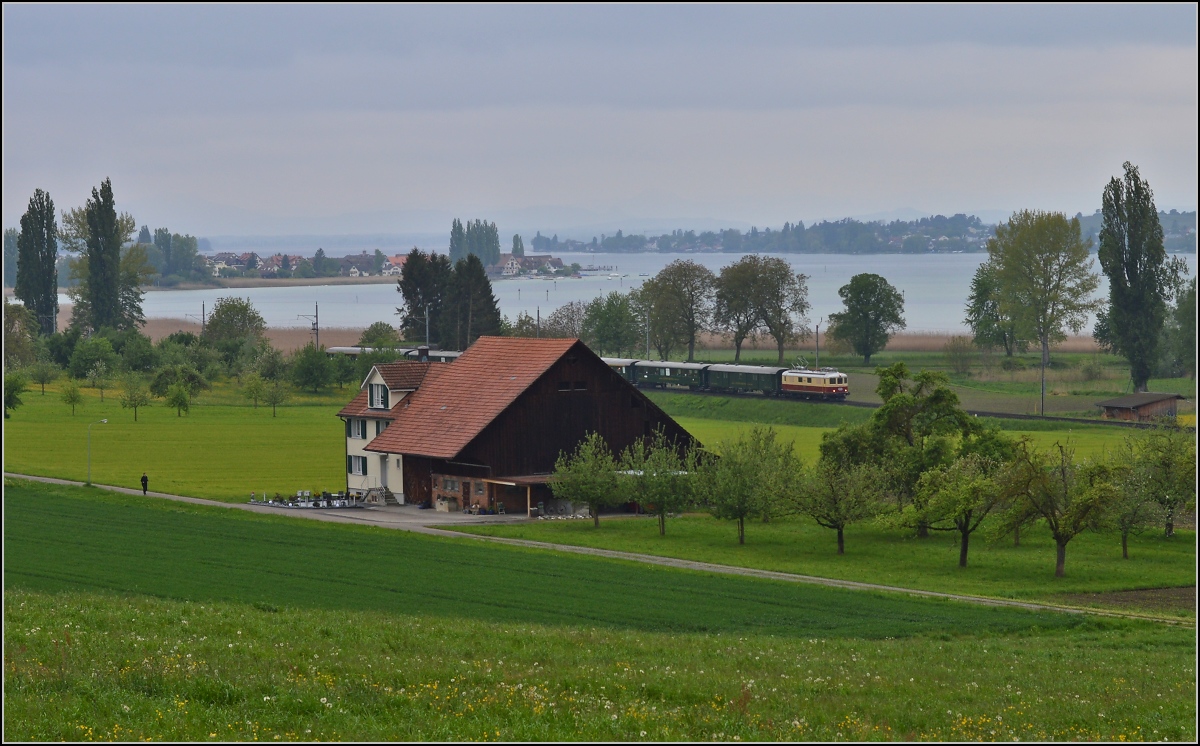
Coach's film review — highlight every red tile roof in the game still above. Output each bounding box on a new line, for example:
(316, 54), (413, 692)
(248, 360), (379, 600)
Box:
(365, 336), (579, 459)
(337, 361), (436, 419)
(337, 390), (398, 420)
(373, 361), (432, 391)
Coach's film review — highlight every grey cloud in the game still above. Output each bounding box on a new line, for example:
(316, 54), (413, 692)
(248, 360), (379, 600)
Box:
(4, 5), (1194, 70)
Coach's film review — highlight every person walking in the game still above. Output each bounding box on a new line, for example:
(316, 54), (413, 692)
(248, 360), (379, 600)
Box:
(141, 472), (149, 495)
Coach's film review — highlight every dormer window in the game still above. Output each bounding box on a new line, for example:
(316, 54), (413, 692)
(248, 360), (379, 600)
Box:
(369, 383), (389, 409)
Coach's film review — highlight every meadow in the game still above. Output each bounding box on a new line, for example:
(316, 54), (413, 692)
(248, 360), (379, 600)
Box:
(5, 479), (1195, 741)
(454, 515), (1195, 617)
(6, 381), (1134, 502)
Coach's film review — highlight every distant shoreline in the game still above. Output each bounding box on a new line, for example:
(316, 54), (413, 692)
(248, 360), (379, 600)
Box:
(144, 276), (398, 292)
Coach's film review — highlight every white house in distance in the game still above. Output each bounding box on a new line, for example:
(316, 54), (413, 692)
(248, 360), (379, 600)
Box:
(336, 360), (441, 501)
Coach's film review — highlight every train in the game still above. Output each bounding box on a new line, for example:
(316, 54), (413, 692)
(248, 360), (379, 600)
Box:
(326, 346), (462, 363)
(326, 346), (847, 400)
(601, 358), (849, 400)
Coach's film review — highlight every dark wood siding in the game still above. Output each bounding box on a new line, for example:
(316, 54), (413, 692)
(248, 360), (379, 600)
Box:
(457, 341), (695, 476)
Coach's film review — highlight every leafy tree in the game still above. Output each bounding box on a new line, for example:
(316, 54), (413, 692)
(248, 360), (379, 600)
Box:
(699, 426), (795, 545)
(1132, 425), (1196, 537)
(241, 371), (266, 408)
(620, 430), (692, 536)
(4, 370), (28, 418)
(581, 291), (641, 356)
(44, 328), (81, 369)
(358, 321), (400, 348)
(794, 461), (880, 555)
(1166, 277), (1196, 379)
(118, 373), (152, 421)
(648, 260), (715, 361)
(1095, 162), (1171, 391)
(66, 189), (143, 333)
(4, 300), (39, 368)
(753, 257), (810, 364)
(150, 364), (209, 397)
(1000, 441), (1114, 577)
(164, 382), (191, 417)
(511, 233), (525, 257)
(988, 210), (1100, 414)
(87, 361), (111, 402)
(942, 335), (974, 375)
(28, 360), (60, 394)
(60, 378), (83, 415)
(262, 379), (290, 416)
(332, 354), (358, 389)
(506, 311), (539, 338)
(552, 431), (619, 527)
(964, 261), (1025, 356)
(1104, 439), (1165, 559)
(202, 297), (266, 346)
(631, 278), (687, 360)
(312, 248), (328, 276)
(439, 255), (502, 350)
(255, 345), (288, 380)
(69, 337), (118, 380)
(543, 300), (587, 338)
(293, 258), (316, 278)
(120, 330), (158, 372)
(137, 225), (152, 245)
(912, 455), (1005, 567)
(396, 249), (451, 343)
(3, 227), (18, 289)
(827, 273), (906, 365)
(713, 256), (763, 363)
(290, 343), (333, 393)
(14, 188), (59, 335)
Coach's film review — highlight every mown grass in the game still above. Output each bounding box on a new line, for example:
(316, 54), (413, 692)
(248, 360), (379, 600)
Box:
(3, 383), (346, 501)
(4, 479), (1077, 638)
(4, 479), (1195, 741)
(455, 514), (1195, 615)
(7, 589), (1194, 742)
(675, 416), (1129, 461)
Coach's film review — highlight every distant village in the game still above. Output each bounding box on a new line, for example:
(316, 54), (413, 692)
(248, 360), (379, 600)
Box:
(205, 250), (573, 280)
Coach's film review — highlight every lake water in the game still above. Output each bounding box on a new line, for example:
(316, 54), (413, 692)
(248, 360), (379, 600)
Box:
(64, 252), (1197, 334)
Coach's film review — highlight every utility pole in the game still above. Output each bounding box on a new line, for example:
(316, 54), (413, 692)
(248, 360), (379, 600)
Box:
(298, 303), (319, 347)
(646, 314), (650, 359)
(536, 306), (540, 338)
(425, 303), (430, 345)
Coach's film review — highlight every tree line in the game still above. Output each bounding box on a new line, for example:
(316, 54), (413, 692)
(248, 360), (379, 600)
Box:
(965, 162), (1195, 394)
(553, 365), (1196, 576)
(2, 294), (389, 421)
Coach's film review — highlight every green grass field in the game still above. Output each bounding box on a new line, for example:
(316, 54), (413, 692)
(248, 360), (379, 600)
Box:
(5, 382), (1132, 503)
(673, 416), (1129, 461)
(454, 515), (1195, 615)
(3, 383), (348, 501)
(4, 479), (1195, 741)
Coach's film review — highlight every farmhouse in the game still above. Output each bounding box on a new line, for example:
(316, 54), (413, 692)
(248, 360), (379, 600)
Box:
(1095, 392), (1186, 422)
(337, 337), (696, 514)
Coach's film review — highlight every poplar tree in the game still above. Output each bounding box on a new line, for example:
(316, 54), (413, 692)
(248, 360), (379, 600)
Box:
(85, 179), (123, 330)
(1095, 162), (1172, 391)
(14, 188), (59, 335)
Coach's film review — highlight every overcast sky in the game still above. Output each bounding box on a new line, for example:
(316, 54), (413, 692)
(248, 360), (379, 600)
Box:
(3, 4), (1196, 240)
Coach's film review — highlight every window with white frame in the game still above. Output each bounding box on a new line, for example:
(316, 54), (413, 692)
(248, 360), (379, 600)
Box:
(346, 419), (367, 439)
(347, 455), (367, 475)
(369, 383), (389, 409)
(375, 419), (389, 436)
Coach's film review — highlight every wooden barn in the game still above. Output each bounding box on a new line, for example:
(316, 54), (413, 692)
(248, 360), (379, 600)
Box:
(341, 336), (696, 515)
(1095, 392), (1186, 422)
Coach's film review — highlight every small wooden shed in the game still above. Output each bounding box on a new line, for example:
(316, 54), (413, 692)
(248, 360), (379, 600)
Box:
(1095, 392), (1186, 422)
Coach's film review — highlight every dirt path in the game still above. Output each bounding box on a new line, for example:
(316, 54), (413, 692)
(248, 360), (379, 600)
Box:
(8, 472), (1192, 626)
